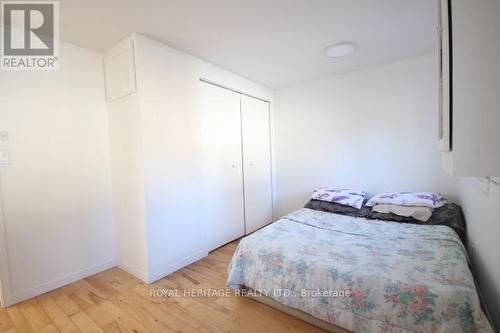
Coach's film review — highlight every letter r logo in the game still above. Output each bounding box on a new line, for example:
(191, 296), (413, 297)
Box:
(2, 2), (55, 56)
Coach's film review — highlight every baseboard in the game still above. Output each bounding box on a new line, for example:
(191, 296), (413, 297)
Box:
(117, 262), (149, 284)
(147, 249), (208, 283)
(5, 250), (209, 306)
(8, 259), (116, 306)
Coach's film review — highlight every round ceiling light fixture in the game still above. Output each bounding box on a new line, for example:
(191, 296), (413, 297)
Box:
(324, 42), (357, 58)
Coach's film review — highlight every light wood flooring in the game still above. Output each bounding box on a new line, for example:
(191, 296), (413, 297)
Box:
(0, 241), (326, 333)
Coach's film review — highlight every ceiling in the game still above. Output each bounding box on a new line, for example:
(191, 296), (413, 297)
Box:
(59, 0), (437, 88)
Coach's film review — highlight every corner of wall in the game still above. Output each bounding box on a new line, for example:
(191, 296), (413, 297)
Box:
(147, 249), (208, 284)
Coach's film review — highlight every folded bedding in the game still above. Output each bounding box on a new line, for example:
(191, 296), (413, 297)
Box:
(366, 203), (468, 242)
(228, 208), (492, 333)
(366, 192), (447, 209)
(371, 204), (433, 222)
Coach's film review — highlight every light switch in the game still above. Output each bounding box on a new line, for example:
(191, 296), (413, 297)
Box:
(0, 131), (8, 146)
(0, 149), (10, 164)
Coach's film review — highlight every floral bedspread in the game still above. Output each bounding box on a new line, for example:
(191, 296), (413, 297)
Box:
(227, 208), (493, 333)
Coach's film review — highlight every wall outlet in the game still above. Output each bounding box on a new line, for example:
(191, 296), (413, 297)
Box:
(0, 149), (10, 164)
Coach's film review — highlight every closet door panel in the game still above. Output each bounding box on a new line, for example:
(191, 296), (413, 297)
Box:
(241, 95), (273, 234)
(200, 83), (245, 250)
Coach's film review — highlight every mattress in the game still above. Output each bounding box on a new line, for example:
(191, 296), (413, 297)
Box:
(227, 208), (493, 333)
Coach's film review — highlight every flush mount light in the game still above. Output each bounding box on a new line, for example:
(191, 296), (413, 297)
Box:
(324, 42), (357, 58)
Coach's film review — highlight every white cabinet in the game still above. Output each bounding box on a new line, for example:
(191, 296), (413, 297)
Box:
(241, 95), (273, 234)
(200, 82), (273, 250)
(439, 0), (500, 176)
(104, 34), (274, 283)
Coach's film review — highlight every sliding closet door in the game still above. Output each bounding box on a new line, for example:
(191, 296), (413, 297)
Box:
(200, 82), (245, 251)
(241, 95), (273, 234)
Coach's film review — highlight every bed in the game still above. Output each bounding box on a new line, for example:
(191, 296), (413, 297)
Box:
(227, 208), (493, 333)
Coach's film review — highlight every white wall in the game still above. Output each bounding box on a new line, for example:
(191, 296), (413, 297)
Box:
(0, 42), (116, 305)
(456, 179), (500, 330)
(274, 54), (457, 217)
(107, 93), (149, 281)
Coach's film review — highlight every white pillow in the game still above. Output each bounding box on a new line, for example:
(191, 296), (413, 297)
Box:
(372, 204), (433, 222)
(366, 192), (447, 209)
(311, 188), (367, 209)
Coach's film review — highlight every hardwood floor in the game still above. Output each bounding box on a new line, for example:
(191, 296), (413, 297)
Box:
(0, 241), (326, 333)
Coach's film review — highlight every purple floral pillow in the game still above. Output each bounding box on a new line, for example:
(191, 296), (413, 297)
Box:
(366, 192), (447, 209)
(310, 188), (367, 209)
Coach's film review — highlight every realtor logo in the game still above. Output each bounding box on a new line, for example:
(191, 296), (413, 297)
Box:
(1, 1), (59, 70)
